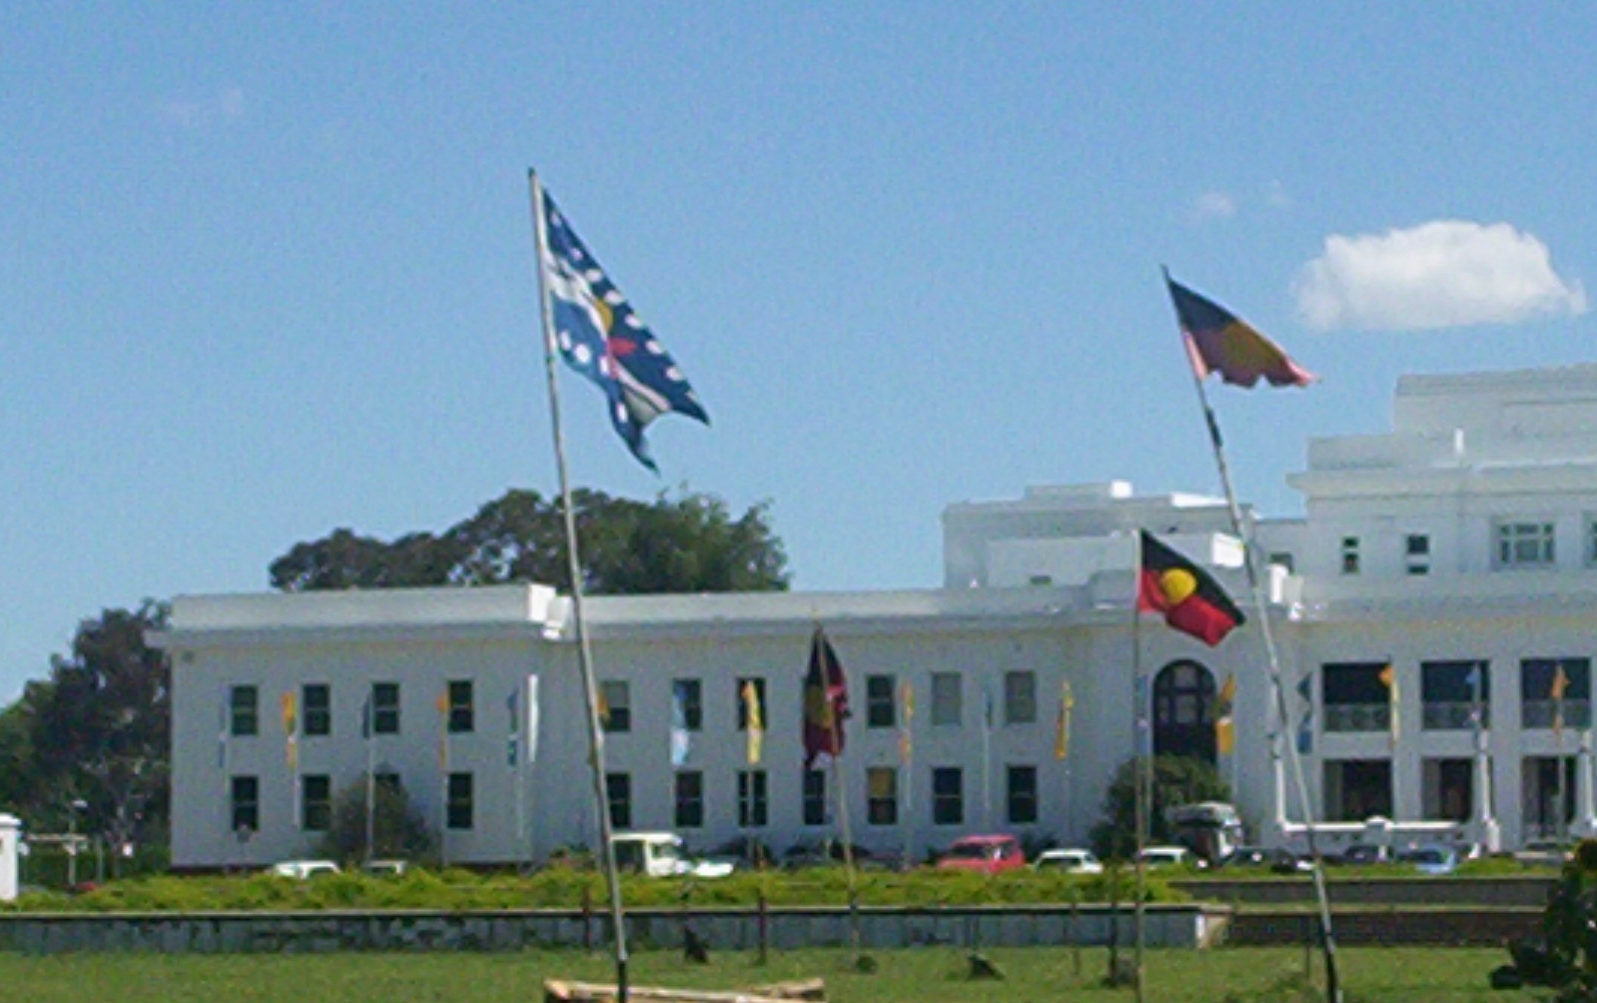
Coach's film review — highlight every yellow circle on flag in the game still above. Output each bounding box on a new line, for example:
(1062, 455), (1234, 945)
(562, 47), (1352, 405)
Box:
(1160, 568), (1198, 605)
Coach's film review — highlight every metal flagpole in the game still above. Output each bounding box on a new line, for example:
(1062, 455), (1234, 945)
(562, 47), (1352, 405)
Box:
(530, 169), (632, 1003)
(1162, 267), (1342, 1003)
(817, 628), (865, 967)
(363, 693), (375, 864)
(1130, 534), (1147, 1003)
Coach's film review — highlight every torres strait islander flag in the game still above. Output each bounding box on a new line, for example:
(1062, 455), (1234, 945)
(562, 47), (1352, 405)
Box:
(1166, 276), (1315, 388)
(1137, 530), (1245, 647)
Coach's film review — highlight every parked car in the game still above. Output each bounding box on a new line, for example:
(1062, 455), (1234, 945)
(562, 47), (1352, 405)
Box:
(936, 834), (1027, 875)
(1220, 845), (1313, 874)
(1033, 848), (1103, 874)
(1134, 845), (1193, 869)
(611, 832), (732, 879)
(780, 840), (892, 871)
(1397, 844), (1459, 876)
(269, 860), (341, 880)
(360, 859), (409, 877)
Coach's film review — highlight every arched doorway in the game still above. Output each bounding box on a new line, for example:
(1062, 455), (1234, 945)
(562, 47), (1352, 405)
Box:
(1152, 660), (1217, 764)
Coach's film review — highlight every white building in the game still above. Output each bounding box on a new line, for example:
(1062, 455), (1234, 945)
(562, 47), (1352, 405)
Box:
(152, 365), (1597, 869)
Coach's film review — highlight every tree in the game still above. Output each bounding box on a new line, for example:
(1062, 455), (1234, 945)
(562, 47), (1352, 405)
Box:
(269, 488), (790, 595)
(1088, 755), (1231, 860)
(316, 775), (435, 864)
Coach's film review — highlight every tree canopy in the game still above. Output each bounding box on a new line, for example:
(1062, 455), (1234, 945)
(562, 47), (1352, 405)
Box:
(1089, 755), (1231, 860)
(269, 488), (789, 595)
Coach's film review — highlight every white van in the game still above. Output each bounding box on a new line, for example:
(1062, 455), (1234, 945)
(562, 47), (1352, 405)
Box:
(610, 832), (731, 879)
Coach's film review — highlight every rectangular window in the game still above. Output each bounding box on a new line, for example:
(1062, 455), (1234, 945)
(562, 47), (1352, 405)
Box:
(802, 769), (826, 825)
(735, 677), (764, 730)
(302, 775), (332, 832)
(447, 772), (474, 829)
(865, 674), (895, 728)
(672, 679), (702, 731)
(230, 775), (259, 833)
(1340, 536), (1360, 575)
(866, 767), (898, 826)
(932, 767), (963, 825)
(1268, 551), (1295, 574)
(1421, 660), (1490, 730)
(372, 682), (400, 735)
(1405, 534), (1430, 576)
(1004, 671), (1037, 725)
(230, 685), (258, 737)
(599, 680), (630, 733)
(1587, 516), (1597, 566)
(931, 672), (961, 726)
(1521, 658), (1594, 731)
(447, 680), (474, 734)
(1496, 521), (1555, 569)
(1321, 662), (1393, 733)
(374, 771), (401, 796)
(1007, 765), (1038, 824)
(302, 683), (331, 737)
(605, 772), (631, 829)
(737, 770), (768, 828)
(673, 771), (704, 829)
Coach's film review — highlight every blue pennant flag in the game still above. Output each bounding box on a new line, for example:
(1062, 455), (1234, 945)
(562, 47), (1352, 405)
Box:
(538, 183), (709, 470)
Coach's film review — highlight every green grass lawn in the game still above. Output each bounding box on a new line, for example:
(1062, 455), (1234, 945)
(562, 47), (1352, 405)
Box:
(0, 946), (1535, 1003)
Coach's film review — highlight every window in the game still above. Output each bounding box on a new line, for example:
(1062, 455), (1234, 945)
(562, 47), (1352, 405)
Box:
(866, 675), (895, 728)
(1521, 658), (1593, 731)
(1421, 660), (1490, 730)
(1405, 534), (1430, 576)
(737, 770), (768, 827)
(802, 769), (826, 825)
(1007, 765), (1038, 825)
(1340, 537), (1360, 575)
(1496, 521), (1555, 569)
(302, 684), (330, 737)
(1321, 662), (1392, 733)
(605, 773), (631, 829)
(866, 767), (898, 826)
(1586, 516), (1597, 566)
(447, 772), (474, 829)
(230, 685), (258, 737)
(371, 682), (400, 735)
(931, 672), (961, 726)
(1004, 671), (1037, 724)
(375, 771), (402, 796)
(734, 677), (763, 730)
(599, 680), (630, 733)
(674, 771), (704, 828)
(673, 679), (702, 731)
(302, 775), (332, 831)
(1268, 551), (1295, 574)
(932, 767), (963, 825)
(447, 680), (473, 733)
(230, 775), (259, 832)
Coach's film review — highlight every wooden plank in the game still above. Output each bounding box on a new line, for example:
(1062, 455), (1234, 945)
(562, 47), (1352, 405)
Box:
(544, 977), (825, 1003)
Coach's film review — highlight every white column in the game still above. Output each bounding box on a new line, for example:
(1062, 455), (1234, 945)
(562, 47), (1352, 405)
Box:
(1473, 728), (1501, 852)
(0, 814), (19, 902)
(1575, 729), (1597, 839)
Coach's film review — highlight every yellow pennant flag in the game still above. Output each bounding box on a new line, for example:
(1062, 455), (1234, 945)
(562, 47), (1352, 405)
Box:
(742, 680), (764, 766)
(1214, 673), (1236, 756)
(898, 680), (915, 765)
(1379, 663), (1400, 746)
(1054, 680), (1074, 761)
(281, 691), (298, 769)
(1553, 665), (1570, 739)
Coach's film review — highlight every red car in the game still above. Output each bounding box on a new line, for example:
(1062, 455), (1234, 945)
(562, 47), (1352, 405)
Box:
(936, 834), (1027, 874)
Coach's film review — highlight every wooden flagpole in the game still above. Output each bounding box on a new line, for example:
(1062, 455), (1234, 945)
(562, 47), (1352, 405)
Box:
(1130, 537), (1147, 1003)
(530, 169), (631, 1003)
(1161, 266), (1342, 1003)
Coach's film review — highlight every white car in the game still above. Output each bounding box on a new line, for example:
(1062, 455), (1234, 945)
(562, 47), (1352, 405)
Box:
(269, 859), (342, 880)
(1135, 845), (1193, 869)
(1034, 848), (1104, 874)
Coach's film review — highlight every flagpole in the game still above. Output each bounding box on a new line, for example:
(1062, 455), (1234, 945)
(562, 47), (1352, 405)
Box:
(1130, 533), (1147, 1003)
(364, 694), (375, 864)
(817, 628), (864, 967)
(530, 169), (631, 1003)
(1162, 266), (1342, 1003)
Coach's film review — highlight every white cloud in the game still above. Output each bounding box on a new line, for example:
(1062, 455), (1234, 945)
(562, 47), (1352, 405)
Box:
(1294, 220), (1586, 331)
(156, 87), (246, 128)
(1189, 191), (1236, 223)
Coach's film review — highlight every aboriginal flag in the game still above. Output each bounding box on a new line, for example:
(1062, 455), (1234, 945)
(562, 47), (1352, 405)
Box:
(1137, 530), (1245, 647)
(1167, 277), (1315, 388)
(802, 626), (850, 768)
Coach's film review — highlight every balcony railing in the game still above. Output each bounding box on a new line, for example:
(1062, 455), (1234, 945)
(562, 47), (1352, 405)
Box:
(1422, 701), (1490, 731)
(1323, 702), (1391, 733)
(1522, 699), (1593, 731)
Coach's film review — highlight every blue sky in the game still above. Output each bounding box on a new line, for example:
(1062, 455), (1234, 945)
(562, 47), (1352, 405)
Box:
(3, 3), (1595, 701)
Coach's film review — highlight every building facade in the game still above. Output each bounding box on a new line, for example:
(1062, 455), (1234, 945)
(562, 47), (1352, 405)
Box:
(152, 365), (1597, 868)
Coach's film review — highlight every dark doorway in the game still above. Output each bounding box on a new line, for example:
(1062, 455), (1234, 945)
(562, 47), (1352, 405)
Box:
(1152, 660), (1217, 764)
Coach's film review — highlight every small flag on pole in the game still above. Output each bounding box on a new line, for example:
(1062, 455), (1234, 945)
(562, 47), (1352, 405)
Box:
(536, 183), (709, 470)
(1054, 680), (1073, 761)
(281, 691), (298, 769)
(1215, 673), (1236, 756)
(743, 679), (764, 766)
(1166, 275), (1315, 388)
(898, 680), (915, 766)
(803, 626), (850, 769)
(1295, 673), (1314, 755)
(436, 688), (450, 770)
(670, 680), (693, 768)
(1553, 665), (1570, 739)
(1378, 663), (1400, 747)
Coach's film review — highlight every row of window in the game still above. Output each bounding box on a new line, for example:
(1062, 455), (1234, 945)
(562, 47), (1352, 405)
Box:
(1327, 520), (1576, 577)
(1316, 658), (1593, 733)
(227, 764), (1044, 835)
(225, 671), (1048, 740)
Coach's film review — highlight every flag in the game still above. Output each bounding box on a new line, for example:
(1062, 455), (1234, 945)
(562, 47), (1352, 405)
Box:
(1166, 276), (1315, 388)
(281, 691), (299, 770)
(1553, 665), (1570, 739)
(537, 183), (709, 471)
(1295, 673), (1314, 755)
(507, 685), (520, 768)
(670, 680), (692, 768)
(1215, 673), (1236, 756)
(803, 626), (850, 768)
(436, 688), (450, 770)
(898, 680), (915, 766)
(360, 694), (372, 740)
(1137, 530), (1245, 646)
(743, 679), (764, 766)
(1054, 680), (1073, 761)
(1379, 663), (1400, 746)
